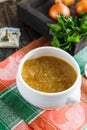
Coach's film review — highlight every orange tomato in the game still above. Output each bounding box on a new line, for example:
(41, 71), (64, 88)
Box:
(75, 0), (87, 16)
(49, 2), (70, 21)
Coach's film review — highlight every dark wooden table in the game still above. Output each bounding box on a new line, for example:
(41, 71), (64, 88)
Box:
(0, 0), (41, 61)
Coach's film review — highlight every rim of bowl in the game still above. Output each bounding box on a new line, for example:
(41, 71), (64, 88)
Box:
(17, 46), (81, 96)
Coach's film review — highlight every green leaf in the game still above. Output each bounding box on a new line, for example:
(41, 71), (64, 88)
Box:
(47, 13), (87, 52)
(51, 37), (60, 47)
(57, 14), (65, 26)
(67, 33), (81, 43)
(49, 29), (56, 37)
(47, 23), (62, 32)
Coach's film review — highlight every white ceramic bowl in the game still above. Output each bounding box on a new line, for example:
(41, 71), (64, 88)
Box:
(16, 46), (81, 109)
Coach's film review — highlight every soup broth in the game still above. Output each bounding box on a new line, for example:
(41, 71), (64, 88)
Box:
(21, 56), (77, 93)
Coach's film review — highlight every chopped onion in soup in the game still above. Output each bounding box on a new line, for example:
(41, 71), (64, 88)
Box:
(21, 56), (77, 93)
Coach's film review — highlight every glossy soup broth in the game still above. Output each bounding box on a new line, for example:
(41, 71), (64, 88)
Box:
(21, 56), (77, 93)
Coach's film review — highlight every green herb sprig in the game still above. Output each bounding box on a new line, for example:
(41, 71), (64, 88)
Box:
(47, 13), (87, 52)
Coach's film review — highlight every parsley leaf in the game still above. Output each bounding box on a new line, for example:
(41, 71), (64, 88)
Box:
(48, 13), (87, 53)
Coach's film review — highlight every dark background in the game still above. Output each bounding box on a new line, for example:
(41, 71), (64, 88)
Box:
(0, 0), (41, 61)
(0, 0), (87, 61)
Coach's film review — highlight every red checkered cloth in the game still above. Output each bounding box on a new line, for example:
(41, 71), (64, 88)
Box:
(0, 37), (87, 130)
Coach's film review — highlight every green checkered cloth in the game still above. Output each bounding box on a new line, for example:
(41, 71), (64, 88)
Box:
(74, 46), (87, 75)
(0, 84), (44, 130)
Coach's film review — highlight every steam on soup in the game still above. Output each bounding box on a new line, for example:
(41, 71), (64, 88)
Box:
(21, 56), (77, 93)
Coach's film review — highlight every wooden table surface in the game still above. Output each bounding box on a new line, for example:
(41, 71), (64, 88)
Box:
(0, 0), (41, 61)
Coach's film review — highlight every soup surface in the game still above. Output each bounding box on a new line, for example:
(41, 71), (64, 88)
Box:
(21, 56), (77, 93)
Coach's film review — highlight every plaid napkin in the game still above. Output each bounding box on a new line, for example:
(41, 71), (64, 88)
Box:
(0, 44), (87, 130)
